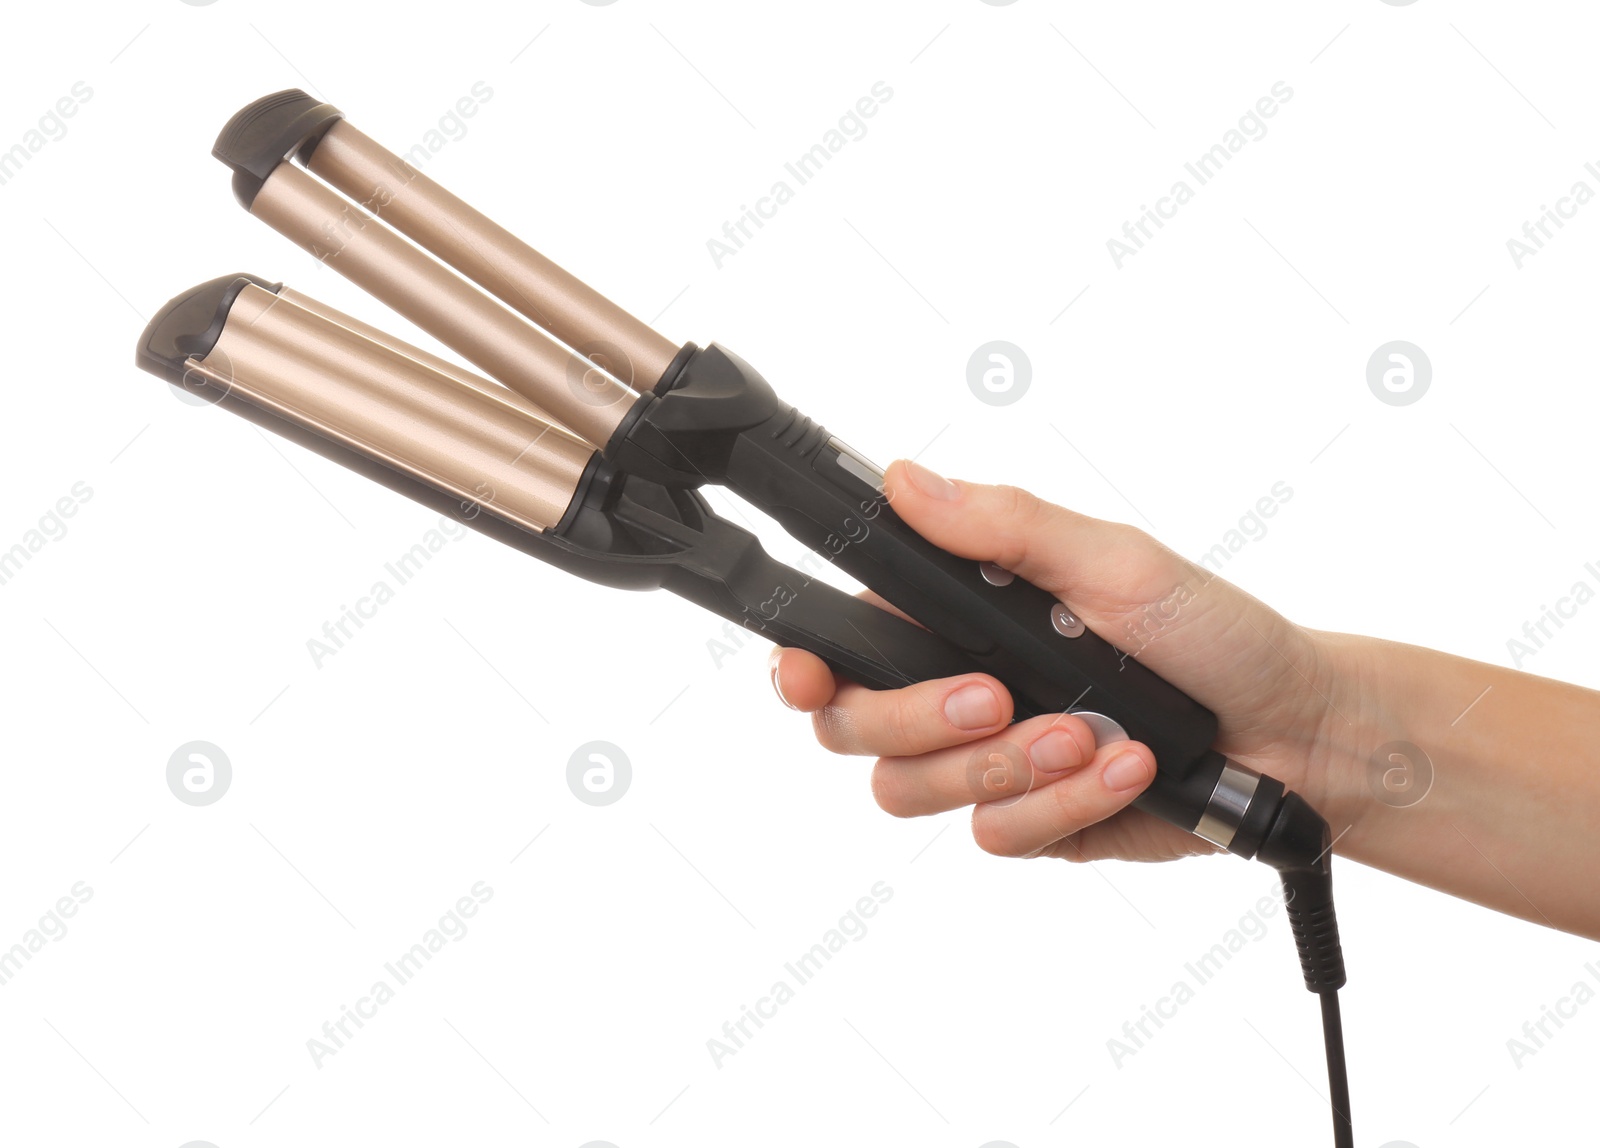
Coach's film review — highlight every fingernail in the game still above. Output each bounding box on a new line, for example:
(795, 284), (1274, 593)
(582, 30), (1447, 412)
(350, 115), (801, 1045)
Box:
(1029, 728), (1085, 774)
(902, 460), (960, 501)
(1103, 750), (1153, 793)
(944, 683), (1001, 730)
(770, 661), (797, 710)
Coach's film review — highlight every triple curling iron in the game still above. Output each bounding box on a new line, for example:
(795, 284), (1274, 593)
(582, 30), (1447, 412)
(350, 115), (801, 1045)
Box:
(135, 91), (1355, 1145)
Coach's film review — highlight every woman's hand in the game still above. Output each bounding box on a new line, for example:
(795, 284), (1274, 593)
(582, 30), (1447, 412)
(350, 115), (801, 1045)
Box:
(769, 460), (1363, 864)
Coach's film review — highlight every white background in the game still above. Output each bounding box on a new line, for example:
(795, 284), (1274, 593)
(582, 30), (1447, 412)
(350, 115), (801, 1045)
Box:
(2, 2), (1598, 1146)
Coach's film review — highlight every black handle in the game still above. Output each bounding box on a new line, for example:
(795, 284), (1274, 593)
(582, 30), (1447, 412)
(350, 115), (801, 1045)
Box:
(729, 415), (1230, 833)
(609, 344), (1233, 836)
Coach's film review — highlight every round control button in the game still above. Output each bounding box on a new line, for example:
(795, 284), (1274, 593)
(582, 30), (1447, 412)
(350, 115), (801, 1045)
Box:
(1069, 710), (1129, 748)
(1051, 602), (1085, 638)
(980, 562), (1015, 587)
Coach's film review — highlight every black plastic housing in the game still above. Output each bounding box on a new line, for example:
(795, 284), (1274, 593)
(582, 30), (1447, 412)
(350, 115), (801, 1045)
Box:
(212, 89), (343, 208)
(135, 273), (282, 382)
(1258, 792), (1347, 993)
(608, 343), (1235, 832)
(133, 280), (985, 693)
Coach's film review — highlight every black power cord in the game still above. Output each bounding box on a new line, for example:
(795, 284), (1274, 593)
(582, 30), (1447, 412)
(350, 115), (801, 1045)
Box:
(1320, 992), (1354, 1148)
(1257, 792), (1353, 1148)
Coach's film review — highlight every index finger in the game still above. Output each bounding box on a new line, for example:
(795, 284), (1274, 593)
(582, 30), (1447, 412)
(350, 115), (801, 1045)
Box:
(774, 648), (1014, 759)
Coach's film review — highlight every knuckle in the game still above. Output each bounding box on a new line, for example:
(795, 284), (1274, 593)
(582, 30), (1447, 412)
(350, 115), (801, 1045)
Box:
(1114, 522), (1173, 570)
(995, 483), (1041, 526)
(869, 762), (914, 818)
(811, 708), (854, 755)
(880, 694), (923, 754)
(1107, 520), (1152, 551)
(970, 810), (1018, 857)
(1048, 773), (1095, 827)
(991, 485), (1062, 575)
(1053, 830), (1091, 863)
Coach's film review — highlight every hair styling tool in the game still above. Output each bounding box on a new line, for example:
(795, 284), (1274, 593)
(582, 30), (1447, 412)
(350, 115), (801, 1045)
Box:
(136, 91), (1354, 1146)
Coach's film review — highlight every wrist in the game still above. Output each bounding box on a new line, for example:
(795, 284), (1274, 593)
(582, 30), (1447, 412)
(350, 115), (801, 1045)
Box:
(1298, 631), (1600, 938)
(1293, 629), (1409, 853)
(1302, 630), (1498, 867)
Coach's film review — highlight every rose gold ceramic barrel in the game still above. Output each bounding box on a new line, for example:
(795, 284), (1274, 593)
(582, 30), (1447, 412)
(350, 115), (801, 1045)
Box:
(248, 163), (639, 448)
(306, 119), (679, 391)
(186, 284), (595, 533)
(276, 285), (557, 420)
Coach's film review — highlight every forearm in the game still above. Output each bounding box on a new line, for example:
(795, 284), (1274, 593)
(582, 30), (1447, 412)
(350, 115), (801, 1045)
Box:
(1315, 631), (1600, 939)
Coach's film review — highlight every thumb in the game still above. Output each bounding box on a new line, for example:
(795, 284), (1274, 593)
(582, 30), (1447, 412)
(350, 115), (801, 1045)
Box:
(882, 459), (1191, 612)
